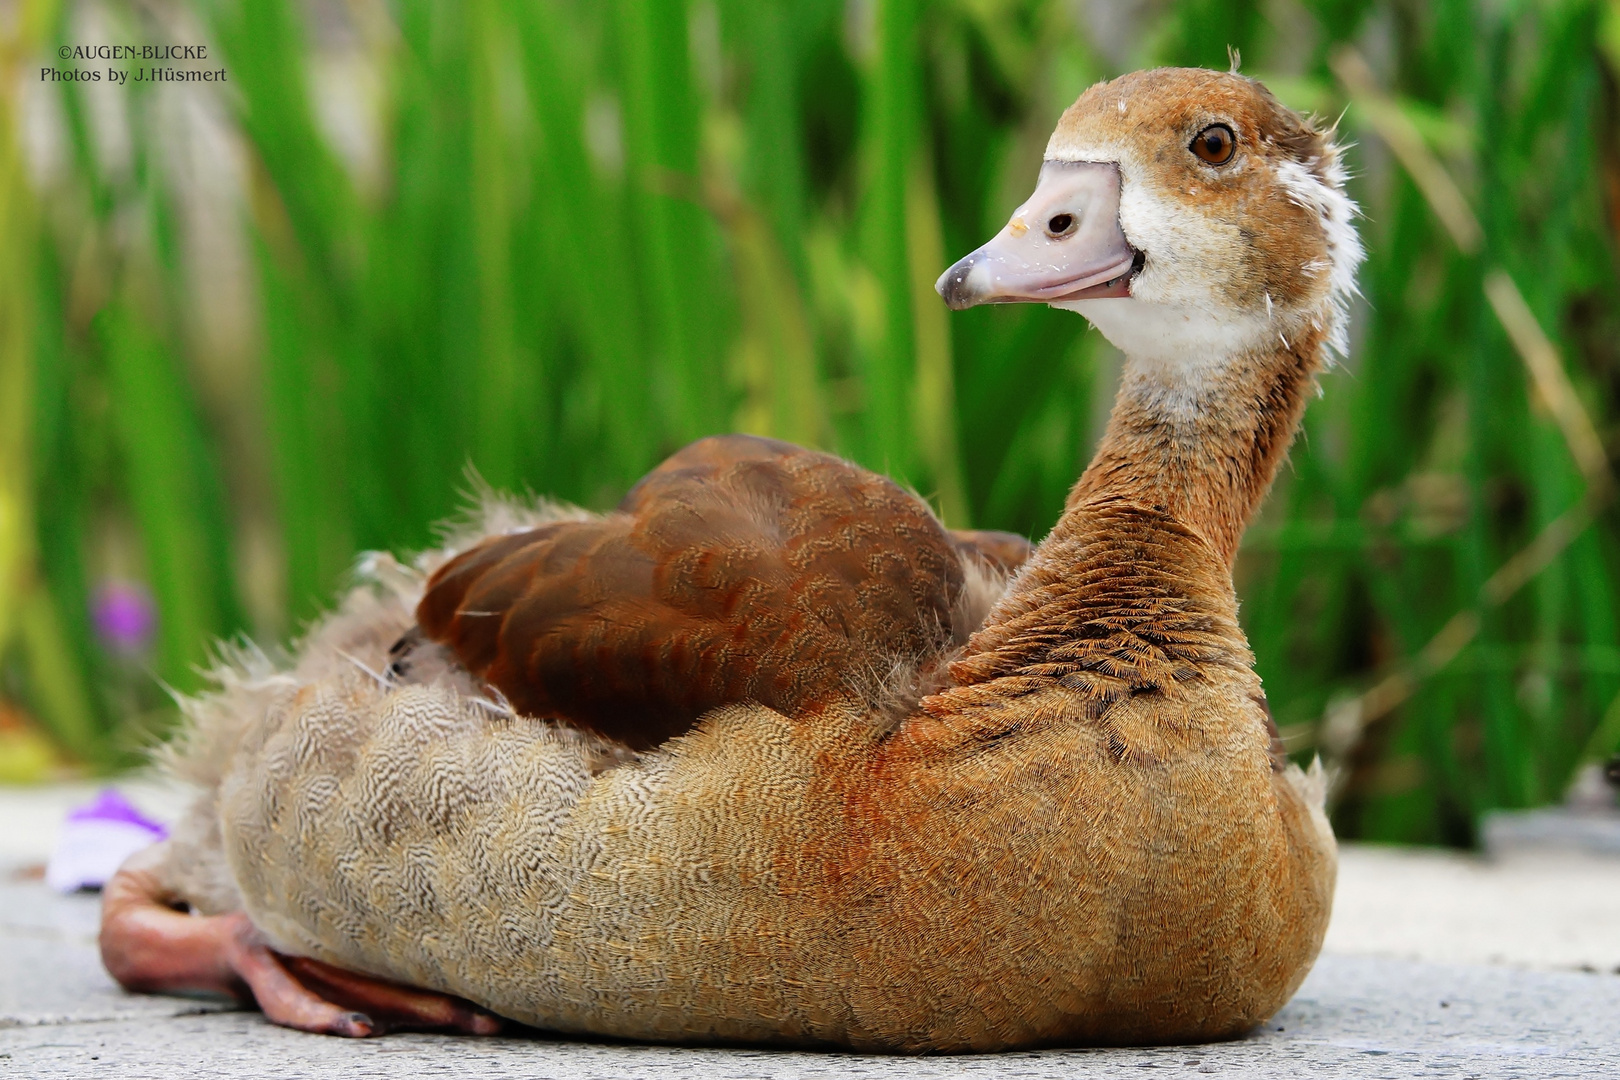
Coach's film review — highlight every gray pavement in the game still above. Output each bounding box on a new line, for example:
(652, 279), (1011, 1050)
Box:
(3, 782), (1619, 1077)
(0, 962), (1613, 1080)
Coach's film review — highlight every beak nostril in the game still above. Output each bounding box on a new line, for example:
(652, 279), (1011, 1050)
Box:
(1047, 213), (1076, 238)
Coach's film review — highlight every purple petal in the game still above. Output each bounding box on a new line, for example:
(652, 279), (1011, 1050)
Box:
(93, 581), (156, 653)
(65, 788), (169, 838)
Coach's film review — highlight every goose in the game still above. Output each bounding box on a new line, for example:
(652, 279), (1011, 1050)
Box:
(99, 66), (1355, 1051)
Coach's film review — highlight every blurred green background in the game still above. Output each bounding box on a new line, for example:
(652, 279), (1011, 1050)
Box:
(1, 0), (1618, 846)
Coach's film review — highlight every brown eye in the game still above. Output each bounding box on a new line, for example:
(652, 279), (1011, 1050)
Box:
(1191, 123), (1235, 165)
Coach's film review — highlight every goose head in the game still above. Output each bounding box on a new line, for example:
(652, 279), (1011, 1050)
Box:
(938, 68), (1361, 366)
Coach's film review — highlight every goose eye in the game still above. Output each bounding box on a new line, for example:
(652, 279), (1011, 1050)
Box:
(1046, 213), (1076, 237)
(1191, 124), (1235, 166)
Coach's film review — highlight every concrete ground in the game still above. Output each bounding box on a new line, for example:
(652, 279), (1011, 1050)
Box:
(3, 782), (1619, 1078)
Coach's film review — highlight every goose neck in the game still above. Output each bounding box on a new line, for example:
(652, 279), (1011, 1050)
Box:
(1062, 322), (1328, 567)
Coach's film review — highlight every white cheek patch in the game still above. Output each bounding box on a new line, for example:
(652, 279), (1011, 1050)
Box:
(1114, 181), (1247, 315)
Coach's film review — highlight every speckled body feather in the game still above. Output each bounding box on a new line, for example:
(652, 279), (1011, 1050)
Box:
(171, 484), (1331, 1051)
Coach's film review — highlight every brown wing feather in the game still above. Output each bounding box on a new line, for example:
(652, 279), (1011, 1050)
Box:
(946, 528), (1035, 575)
(417, 435), (1029, 750)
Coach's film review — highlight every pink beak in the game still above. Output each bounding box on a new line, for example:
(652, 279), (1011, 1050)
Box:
(937, 161), (1137, 310)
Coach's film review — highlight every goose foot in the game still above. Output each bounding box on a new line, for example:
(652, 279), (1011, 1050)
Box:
(100, 844), (503, 1038)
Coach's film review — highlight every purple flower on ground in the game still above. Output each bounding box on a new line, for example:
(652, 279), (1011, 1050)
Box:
(92, 581), (156, 654)
(48, 788), (168, 892)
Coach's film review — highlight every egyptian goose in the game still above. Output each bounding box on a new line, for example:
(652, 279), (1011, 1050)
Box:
(100, 67), (1355, 1051)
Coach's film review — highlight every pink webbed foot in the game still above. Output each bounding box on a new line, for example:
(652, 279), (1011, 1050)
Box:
(99, 843), (503, 1038)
